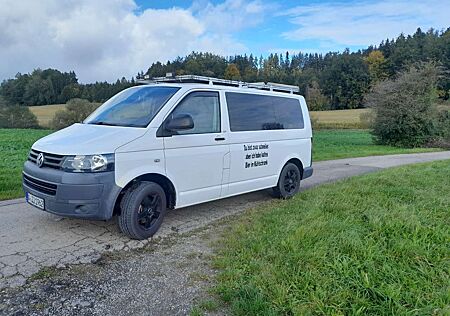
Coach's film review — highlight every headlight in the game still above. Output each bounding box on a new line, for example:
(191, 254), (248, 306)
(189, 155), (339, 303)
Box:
(62, 154), (114, 173)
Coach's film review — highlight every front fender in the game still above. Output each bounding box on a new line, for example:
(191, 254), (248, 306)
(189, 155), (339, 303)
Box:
(115, 150), (168, 188)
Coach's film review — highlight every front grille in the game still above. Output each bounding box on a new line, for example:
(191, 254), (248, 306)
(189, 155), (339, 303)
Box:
(28, 149), (64, 169)
(23, 173), (57, 196)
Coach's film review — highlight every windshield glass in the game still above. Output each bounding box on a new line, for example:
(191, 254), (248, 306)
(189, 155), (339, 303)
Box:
(84, 86), (180, 127)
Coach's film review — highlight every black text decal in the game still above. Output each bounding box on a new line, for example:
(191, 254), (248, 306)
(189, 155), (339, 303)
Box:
(244, 143), (269, 168)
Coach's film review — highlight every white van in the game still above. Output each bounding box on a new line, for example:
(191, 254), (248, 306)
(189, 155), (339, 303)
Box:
(23, 75), (313, 239)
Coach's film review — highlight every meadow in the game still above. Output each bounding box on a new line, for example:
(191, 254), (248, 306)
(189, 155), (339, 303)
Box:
(0, 128), (439, 201)
(0, 129), (52, 200)
(28, 104), (66, 127)
(212, 160), (450, 315)
(29, 104), (371, 129)
(310, 108), (370, 129)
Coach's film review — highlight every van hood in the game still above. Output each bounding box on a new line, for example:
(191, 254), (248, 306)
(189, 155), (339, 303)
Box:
(32, 123), (147, 155)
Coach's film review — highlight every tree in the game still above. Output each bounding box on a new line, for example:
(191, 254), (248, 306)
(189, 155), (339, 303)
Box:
(224, 63), (242, 80)
(305, 81), (330, 110)
(365, 62), (441, 147)
(0, 96), (39, 129)
(51, 98), (100, 130)
(364, 50), (388, 83)
(320, 51), (370, 109)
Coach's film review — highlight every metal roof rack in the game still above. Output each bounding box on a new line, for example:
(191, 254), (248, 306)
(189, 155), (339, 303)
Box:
(137, 74), (299, 94)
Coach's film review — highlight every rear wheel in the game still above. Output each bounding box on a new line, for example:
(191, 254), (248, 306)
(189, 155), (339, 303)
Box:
(118, 181), (167, 240)
(273, 163), (301, 199)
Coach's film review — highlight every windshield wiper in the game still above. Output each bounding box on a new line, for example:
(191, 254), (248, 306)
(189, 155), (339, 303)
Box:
(87, 121), (145, 128)
(88, 121), (121, 126)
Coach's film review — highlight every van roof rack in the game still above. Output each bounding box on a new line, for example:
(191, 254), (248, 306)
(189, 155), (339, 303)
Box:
(137, 74), (299, 94)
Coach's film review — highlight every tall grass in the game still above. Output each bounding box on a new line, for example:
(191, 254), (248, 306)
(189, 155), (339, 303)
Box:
(213, 161), (450, 315)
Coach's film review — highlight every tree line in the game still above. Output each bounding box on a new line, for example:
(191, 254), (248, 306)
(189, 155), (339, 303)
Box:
(144, 28), (449, 110)
(0, 27), (449, 111)
(0, 69), (134, 106)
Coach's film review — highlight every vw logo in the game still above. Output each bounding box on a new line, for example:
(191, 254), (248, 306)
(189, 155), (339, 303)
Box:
(36, 153), (44, 168)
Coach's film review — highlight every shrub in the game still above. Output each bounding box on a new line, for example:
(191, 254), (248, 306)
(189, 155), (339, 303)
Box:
(305, 81), (330, 111)
(0, 97), (39, 129)
(365, 62), (441, 147)
(359, 110), (375, 129)
(428, 108), (450, 148)
(51, 98), (99, 130)
(436, 108), (450, 140)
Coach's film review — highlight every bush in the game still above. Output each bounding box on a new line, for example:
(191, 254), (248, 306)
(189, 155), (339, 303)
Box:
(365, 62), (441, 147)
(428, 108), (450, 148)
(305, 81), (330, 111)
(51, 98), (99, 130)
(359, 110), (375, 129)
(0, 97), (39, 129)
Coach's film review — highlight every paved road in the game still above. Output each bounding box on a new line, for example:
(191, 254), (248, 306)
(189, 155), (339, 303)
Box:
(1, 151), (449, 289)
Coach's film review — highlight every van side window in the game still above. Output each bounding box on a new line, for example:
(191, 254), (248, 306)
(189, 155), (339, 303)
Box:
(226, 92), (304, 132)
(170, 91), (220, 135)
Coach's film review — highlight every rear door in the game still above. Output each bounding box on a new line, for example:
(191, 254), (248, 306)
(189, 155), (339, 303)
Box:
(162, 90), (229, 207)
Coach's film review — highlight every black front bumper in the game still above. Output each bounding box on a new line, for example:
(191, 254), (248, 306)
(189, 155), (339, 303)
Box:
(23, 161), (122, 220)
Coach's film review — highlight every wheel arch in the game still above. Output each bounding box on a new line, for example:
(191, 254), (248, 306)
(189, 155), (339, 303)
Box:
(113, 173), (177, 216)
(279, 156), (304, 179)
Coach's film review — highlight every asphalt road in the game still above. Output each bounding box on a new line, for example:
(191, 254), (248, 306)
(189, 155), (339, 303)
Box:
(1, 151), (449, 289)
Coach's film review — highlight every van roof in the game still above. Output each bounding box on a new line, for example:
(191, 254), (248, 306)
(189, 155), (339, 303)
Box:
(137, 74), (301, 96)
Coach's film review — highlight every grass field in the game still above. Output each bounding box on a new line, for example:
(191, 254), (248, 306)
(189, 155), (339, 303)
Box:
(310, 108), (370, 129)
(0, 129), (441, 201)
(28, 104), (66, 127)
(212, 161), (450, 315)
(312, 129), (438, 161)
(29, 104), (370, 129)
(0, 129), (52, 200)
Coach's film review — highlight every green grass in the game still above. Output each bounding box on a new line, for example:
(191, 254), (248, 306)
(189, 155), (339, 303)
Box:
(213, 161), (450, 315)
(0, 129), (442, 201)
(313, 130), (439, 161)
(0, 129), (52, 200)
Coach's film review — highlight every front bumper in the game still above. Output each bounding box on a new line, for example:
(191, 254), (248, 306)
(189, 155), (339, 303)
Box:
(22, 161), (122, 220)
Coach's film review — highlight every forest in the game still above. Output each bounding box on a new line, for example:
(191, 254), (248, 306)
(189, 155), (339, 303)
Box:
(1, 28), (449, 111)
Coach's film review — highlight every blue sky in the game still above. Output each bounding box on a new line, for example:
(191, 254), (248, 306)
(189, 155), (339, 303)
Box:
(134, 0), (449, 55)
(1, 0), (448, 82)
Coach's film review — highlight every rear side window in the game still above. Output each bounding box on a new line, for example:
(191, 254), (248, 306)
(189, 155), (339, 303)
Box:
(226, 92), (304, 132)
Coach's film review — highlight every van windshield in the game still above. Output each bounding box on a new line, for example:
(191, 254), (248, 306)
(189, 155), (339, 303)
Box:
(84, 86), (180, 127)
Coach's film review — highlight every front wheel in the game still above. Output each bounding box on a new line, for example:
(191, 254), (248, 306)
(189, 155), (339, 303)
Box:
(273, 163), (301, 199)
(118, 181), (167, 240)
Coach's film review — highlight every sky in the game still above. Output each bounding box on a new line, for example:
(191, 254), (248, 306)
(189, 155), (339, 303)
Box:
(0, 0), (448, 83)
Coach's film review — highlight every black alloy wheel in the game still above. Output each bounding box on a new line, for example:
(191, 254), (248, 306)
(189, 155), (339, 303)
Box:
(273, 163), (301, 199)
(118, 181), (167, 240)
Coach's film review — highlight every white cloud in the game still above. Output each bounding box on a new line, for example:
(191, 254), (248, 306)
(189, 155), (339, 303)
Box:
(281, 0), (449, 48)
(193, 0), (273, 34)
(0, 0), (268, 82)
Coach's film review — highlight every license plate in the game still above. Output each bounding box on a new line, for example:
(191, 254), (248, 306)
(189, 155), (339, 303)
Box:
(26, 192), (45, 210)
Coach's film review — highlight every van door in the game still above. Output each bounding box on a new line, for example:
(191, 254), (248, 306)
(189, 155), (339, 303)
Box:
(162, 91), (228, 207)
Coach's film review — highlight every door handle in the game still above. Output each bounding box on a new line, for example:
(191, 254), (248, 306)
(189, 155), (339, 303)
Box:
(215, 137), (226, 141)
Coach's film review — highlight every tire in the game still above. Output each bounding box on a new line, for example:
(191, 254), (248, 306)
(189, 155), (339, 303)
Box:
(273, 163), (301, 199)
(118, 181), (167, 240)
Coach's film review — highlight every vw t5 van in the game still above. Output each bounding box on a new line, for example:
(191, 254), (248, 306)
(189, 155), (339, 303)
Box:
(23, 75), (313, 239)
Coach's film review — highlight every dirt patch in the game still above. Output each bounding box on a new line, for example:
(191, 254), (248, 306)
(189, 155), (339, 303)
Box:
(0, 224), (229, 316)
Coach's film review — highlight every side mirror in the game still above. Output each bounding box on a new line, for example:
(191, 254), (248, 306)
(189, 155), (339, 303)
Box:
(165, 114), (194, 132)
